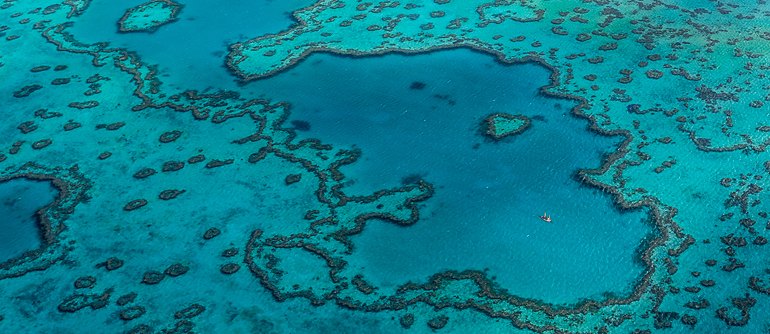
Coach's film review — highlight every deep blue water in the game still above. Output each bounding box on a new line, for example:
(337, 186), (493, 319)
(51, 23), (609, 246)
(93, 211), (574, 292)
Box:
(0, 179), (58, 262)
(69, 0), (316, 91)
(236, 49), (654, 304)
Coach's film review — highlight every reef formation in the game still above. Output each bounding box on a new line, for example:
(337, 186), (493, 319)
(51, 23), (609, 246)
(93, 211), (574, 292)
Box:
(117, 0), (182, 33)
(1, 0), (770, 333)
(483, 113), (531, 140)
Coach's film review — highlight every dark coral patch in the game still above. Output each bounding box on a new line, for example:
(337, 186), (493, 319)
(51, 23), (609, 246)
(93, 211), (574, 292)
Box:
(116, 292), (138, 306)
(187, 154), (205, 164)
(13, 84), (43, 98)
(30, 65), (51, 72)
(159, 130), (182, 143)
(203, 227), (221, 240)
(304, 210), (319, 220)
(174, 303), (206, 319)
(68, 101), (99, 109)
(98, 257), (124, 271)
(58, 292), (111, 313)
(715, 294), (755, 327)
(285, 174), (302, 185)
(162, 160), (185, 172)
(400, 314), (415, 329)
(96, 122), (126, 131)
(120, 306), (146, 321)
(85, 74), (109, 84)
(124, 199), (148, 211)
(653, 312), (679, 329)
(221, 248), (238, 257)
(51, 78), (71, 85)
(141, 271), (165, 285)
(126, 324), (152, 334)
(220, 263), (240, 274)
(34, 7), (56, 18)
(159, 189), (185, 200)
(248, 147), (269, 163)
(133, 168), (157, 179)
(9, 141), (23, 155)
(205, 159), (233, 169)
(31, 139), (52, 150)
(681, 314), (697, 326)
(167, 320), (194, 333)
(73, 276), (96, 289)
(35, 108), (64, 119)
(63, 121), (81, 131)
(427, 315), (449, 329)
(17, 121), (37, 134)
(164, 263), (189, 277)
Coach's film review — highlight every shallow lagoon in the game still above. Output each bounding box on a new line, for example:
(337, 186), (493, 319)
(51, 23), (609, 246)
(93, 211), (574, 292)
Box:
(237, 48), (654, 304)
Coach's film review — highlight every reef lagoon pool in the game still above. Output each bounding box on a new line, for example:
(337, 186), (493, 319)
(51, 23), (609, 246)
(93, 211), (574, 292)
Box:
(0, 178), (58, 263)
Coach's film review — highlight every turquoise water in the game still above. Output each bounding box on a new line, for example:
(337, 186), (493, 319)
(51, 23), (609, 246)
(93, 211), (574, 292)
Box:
(0, 179), (57, 262)
(2, 0), (770, 333)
